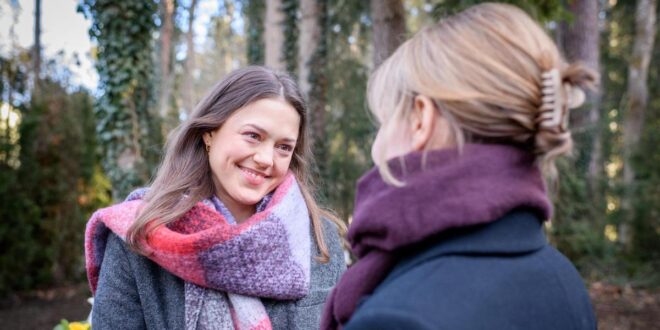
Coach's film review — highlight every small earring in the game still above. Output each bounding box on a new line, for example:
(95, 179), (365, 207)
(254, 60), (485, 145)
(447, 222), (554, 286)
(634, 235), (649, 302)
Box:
(205, 144), (210, 153)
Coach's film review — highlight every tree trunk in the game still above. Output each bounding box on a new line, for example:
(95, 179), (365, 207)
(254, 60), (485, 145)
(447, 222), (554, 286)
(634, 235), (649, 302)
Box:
(158, 0), (175, 119)
(621, 0), (657, 247)
(299, 0), (321, 99)
(33, 0), (41, 96)
(371, 0), (406, 68)
(223, 0), (237, 71)
(558, 0), (602, 196)
(80, 0), (160, 200)
(183, 0), (198, 115)
(5, 76), (13, 158)
(265, 0), (286, 70)
(244, 0), (265, 65)
(298, 0), (328, 162)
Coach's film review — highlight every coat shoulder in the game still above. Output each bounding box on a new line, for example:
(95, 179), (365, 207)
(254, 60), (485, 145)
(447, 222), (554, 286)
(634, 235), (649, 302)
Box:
(93, 233), (184, 329)
(348, 212), (596, 330)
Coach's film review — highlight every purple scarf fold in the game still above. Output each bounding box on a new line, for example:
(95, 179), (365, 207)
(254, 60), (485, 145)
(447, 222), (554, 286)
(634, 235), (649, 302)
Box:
(322, 144), (552, 329)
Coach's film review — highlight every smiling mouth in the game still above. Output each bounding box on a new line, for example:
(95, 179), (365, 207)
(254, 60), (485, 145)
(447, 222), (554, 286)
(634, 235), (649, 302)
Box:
(238, 166), (270, 180)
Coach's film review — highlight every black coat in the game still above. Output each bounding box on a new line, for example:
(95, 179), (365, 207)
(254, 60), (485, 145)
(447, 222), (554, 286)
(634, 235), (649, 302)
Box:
(345, 210), (596, 330)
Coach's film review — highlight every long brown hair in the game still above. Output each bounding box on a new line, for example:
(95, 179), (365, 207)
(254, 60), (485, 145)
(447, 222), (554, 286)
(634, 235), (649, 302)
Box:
(127, 66), (343, 262)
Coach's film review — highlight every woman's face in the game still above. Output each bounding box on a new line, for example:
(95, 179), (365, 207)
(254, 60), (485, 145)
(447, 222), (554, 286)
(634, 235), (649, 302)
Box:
(204, 97), (300, 215)
(371, 110), (413, 166)
(371, 95), (451, 166)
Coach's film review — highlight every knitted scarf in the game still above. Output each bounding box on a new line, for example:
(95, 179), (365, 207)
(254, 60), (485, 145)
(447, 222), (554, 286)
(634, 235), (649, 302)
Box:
(321, 144), (552, 329)
(86, 173), (311, 330)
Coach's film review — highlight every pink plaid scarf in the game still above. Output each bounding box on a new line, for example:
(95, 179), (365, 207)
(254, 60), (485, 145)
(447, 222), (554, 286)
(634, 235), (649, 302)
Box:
(86, 173), (311, 329)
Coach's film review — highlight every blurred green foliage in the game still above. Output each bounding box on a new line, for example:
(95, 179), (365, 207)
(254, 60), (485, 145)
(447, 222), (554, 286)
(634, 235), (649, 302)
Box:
(0, 52), (109, 297)
(0, 0), (658, 299)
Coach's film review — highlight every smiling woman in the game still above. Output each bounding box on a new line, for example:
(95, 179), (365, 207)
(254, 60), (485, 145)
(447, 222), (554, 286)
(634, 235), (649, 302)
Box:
(203, 98), (301, 222)
(84, 66), (346, 330)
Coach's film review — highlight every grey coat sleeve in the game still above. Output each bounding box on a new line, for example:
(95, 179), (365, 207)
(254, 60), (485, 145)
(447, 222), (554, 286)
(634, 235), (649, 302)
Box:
(92, 233), (147, 329)
(266, 218), (347, 330)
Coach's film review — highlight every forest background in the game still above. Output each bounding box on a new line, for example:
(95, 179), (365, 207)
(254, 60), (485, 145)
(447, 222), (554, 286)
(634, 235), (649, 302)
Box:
(0, 0), (658, 328)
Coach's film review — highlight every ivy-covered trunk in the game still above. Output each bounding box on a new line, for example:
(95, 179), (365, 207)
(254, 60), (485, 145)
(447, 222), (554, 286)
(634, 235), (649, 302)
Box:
(299, 0), (329, 188)
(621, 0), (657, 248)
(182, 0), (198, 115)
(552, 0), (604, 256)
(79, 0), (162, 201)
(157, 0), (175, 121)
(282, 0), (299, 76)
(265, 0), (286, 70)
(558, 0), (603, 214)
(243, 0), (266, 65)
(371, 0), (406, 68)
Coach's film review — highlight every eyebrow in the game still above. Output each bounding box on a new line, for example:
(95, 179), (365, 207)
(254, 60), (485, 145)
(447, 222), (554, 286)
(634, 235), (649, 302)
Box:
(242, 124), (297, 143)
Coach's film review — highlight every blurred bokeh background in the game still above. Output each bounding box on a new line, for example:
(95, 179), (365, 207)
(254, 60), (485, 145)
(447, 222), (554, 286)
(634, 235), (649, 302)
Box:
(0, 0), (658, 328)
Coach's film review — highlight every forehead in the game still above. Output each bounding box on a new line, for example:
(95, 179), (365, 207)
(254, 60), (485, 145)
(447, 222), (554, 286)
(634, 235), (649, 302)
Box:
(225, 98), (301, 137)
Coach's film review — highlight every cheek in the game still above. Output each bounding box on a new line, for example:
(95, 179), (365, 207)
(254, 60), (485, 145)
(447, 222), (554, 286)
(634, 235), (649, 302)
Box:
(273, 155), (294, 177)
(371, 124), (412, 165)
(391, 134), (412, 158)
(371, 129), (385, 165)
(207, 154), (225, 182)
(208, 144), (239, 173)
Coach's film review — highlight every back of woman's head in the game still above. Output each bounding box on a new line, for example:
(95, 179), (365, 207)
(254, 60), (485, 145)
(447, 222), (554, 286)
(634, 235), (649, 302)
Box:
(368, 2), (597, 177)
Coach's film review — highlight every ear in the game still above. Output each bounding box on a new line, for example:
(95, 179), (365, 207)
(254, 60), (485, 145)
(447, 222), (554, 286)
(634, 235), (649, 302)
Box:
(203, 131), (213, 146)
(409, 95), (438, 151)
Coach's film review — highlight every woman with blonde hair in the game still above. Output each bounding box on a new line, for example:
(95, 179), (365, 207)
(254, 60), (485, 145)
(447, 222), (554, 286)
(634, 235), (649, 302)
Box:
(86, 66), (345, 329)
(322, 3), (596, 329)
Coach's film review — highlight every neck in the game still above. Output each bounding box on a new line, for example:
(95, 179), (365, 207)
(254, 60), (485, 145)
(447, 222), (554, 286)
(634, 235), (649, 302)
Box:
(349, 143), (552, 257)
(214, 191), (256, 223)
(228, 203), (255, 223)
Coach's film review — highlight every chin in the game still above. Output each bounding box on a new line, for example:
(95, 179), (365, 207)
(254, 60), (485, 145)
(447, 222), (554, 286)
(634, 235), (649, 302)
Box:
(236, 191), (266, 206)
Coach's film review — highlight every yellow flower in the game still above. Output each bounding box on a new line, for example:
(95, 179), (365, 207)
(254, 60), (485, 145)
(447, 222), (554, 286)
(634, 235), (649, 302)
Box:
(68, 322), (91, 330)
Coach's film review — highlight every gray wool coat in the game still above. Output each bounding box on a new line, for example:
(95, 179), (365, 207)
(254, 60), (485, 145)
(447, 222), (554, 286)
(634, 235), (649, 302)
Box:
(91, 219), (346, 330)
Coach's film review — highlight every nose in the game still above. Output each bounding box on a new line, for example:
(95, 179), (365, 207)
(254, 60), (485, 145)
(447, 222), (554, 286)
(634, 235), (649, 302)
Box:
(253, 144), (274, 168)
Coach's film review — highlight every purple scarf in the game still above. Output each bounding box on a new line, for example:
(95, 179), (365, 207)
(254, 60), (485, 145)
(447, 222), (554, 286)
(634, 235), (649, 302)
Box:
(86, 173), (311, 330)
(321, 144), (552, 329)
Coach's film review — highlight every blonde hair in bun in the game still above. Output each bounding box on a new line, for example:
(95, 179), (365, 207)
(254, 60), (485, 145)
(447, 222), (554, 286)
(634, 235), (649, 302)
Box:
(368, 2), (597, 183)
